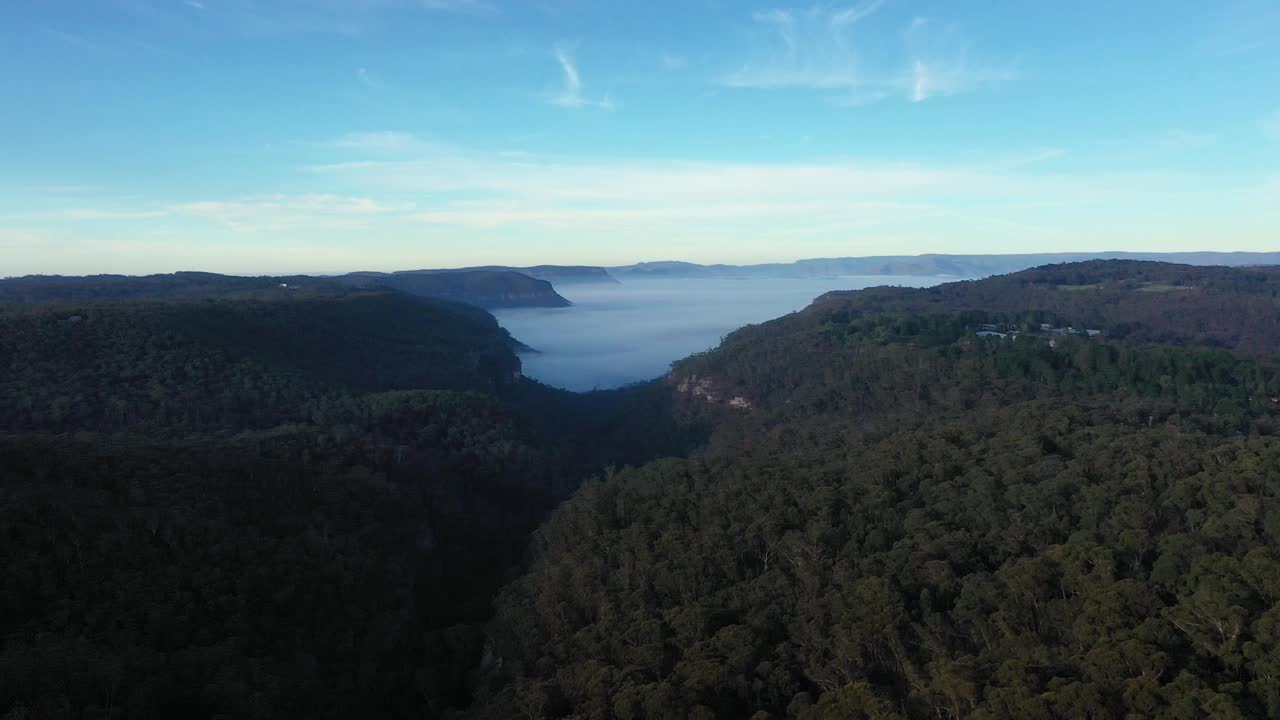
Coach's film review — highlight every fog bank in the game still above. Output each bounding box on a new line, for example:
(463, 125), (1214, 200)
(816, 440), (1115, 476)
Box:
(493, 276), (948, 392)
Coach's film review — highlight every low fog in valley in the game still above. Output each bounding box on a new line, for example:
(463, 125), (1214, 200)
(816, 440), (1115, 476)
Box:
(495, 276), (945, 390)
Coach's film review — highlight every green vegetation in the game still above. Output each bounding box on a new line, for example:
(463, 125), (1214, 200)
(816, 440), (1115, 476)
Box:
(0, 289), (691, 718)
(3, 260), (1280, 719)
(0, 291), (524, 433)
(468, 261), (1280, 719)
(474, 406), (1280, 719)
(809, 260), (1280, 351)
(340, 270), (571, 308)
(0, 268), (571, 309)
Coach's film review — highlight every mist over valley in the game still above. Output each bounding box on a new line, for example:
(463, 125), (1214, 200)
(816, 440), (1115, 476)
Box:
(495, 276), (948, 390)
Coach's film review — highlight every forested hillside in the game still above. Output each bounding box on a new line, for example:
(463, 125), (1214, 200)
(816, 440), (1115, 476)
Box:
(0, 289), (690, 718)
(810, 261), (1280, 351)
(0, 291), (523, 433)
(0, 269), (572, 309)
(339, 270), (572, 308)
(468, 261), (1280, 719)
(5, 260), (1280, 719)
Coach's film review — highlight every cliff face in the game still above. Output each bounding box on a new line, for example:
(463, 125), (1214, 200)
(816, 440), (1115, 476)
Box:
(394, 265), (620, 285)
(668, 372), (753, 411)
(343, 270), (572, 309)
(0, 270), (574, 311)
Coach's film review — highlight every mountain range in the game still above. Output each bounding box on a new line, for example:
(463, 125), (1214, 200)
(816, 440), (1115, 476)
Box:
(609, 251), (1280, 279)
(0, 269), (572, 309)
(7, 253), (1279, 312)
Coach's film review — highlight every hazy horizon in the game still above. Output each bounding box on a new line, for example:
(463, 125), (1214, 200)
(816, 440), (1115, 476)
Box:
(9, 248), (1280, 281)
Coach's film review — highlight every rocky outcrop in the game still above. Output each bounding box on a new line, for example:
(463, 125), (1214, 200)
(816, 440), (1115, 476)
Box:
(387, 265), (620, 285)
(671, 373), (752, 411)
(342, 270), (572, 309)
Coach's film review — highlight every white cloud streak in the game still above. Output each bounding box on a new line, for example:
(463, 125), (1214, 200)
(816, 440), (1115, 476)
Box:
(61, 209), (170, 220)
(18, 133), (1278, 273)
(550, 45), (614, 109)
(296, 133), (1243, 242)
(724, 5), (1013, 104)
(169, 194), (402, 232)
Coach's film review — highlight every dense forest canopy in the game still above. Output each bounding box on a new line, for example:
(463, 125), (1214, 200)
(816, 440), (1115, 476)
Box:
(0, 285), (690, 718)
(808, 261), (1280, 351)
(0, 269), (571, 309)
(3, 260), (1280, 719)
(469, 261), (1280, 719)
(0, 291), (525, 433)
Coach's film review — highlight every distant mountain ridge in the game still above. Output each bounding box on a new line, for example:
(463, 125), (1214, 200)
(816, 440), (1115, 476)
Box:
(0, 269), (572, 309)
(393, 265), (619, 284)
(339, 269), (571, 308)
(610, 252), (1280, 279)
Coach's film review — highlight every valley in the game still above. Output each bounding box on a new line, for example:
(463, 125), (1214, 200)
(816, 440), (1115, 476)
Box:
(3, 260), (1279, 718)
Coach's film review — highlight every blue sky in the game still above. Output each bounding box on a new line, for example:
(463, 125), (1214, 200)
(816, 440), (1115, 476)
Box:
(2, 0), (1279, 275)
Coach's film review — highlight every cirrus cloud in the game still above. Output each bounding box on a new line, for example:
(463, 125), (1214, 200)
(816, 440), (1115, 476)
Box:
(723, 5), (1015, 104)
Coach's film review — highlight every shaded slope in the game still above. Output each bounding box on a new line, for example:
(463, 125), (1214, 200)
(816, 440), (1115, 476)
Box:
(0, 269), (573, 310)
(0, 285), (693, 719)
(342, 270), (572, 308)
(0, 290), (523, 433)
(470, 260), (1280, 720)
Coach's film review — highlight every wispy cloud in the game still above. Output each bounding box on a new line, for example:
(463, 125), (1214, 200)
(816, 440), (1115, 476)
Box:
(724, 5), (879, 91)
(830, 1), (885, 26)
(308, 134), (1016, 205)
(299, 132), (1207, 240)
(723, 5), (1013, 104)
(276, 131), (1280, 263)
(9, 194), (405, 234)
(61, 208), (170, 220)
(170, 194), (402, 232)
(13, 133), (1278, 273)
(900, 17), (1016, 102)
(550, 46), (614, 109)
